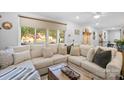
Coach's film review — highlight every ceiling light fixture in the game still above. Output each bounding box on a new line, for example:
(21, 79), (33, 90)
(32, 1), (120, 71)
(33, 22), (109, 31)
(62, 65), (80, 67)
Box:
(76, 16), (79, 20)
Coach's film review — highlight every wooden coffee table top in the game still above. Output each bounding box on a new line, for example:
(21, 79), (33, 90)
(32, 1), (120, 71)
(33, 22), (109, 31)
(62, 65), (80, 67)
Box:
(48, 63), (92, 80)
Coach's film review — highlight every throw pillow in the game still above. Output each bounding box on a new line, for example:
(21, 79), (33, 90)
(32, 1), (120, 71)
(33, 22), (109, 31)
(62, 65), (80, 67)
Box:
(0, 49), (14, 69)
(13, 45), (30, 53)
(43, 47), (53, 58)
(30, 45), (43, 58)
(58, 46), (67, 55)
(70, 47), (80, 56)
(92, 48), (112, 68)
(80, 45), (92, 57)
(48, 44), (58, 54)
(95, 46), (117, 59)
(13, 50), (31, 64)
(87, 48), (95, 62)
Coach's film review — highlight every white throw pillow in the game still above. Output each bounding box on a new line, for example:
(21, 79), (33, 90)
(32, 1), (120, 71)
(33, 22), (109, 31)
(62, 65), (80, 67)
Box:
(43, 47), (53, 58)
(87, 48), (95, 62)
(13, 45), (30, 53)
(0, 49), (14, 69)
(58, 46), (67, 55)
(30, 45), (43, 58)
(70, 47), (80, 56)
(13, 50), (31, 64)
(80, 45), (92, 57)
(48, 44), (58, 54)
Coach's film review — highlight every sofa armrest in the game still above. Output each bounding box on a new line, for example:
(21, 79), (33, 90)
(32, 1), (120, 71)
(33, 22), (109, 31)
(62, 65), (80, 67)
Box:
(106, 52), (122, 79)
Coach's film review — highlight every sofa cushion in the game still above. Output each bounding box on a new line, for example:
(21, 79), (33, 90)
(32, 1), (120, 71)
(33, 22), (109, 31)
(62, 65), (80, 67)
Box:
(30, 45), (43, 58)
(43, 47), (53, 58)
(70, 46), (80, 56)
(48, 44), (58, 54)
(51, 54), (68, 64)
(87, 48), (95, 62)
(0, 49), (14, 69)
(93, 48), (111, 68)
(81, 60), (106, 78)
(13, 45), (30, 53)
(80, 45), (92, 57)
(32, 57), (54, 69)
(68, 56), (86, 66)
(106, 52), (122, 79)
(13, 50), (31, 64)
(58, 46), (67, 55)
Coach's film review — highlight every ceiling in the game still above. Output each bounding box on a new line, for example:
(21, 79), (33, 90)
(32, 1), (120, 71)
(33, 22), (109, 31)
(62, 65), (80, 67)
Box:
(34, 12), (124, 29)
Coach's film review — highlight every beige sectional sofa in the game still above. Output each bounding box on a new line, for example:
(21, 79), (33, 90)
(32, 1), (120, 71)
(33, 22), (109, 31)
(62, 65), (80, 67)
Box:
(0, 44), (123, 80)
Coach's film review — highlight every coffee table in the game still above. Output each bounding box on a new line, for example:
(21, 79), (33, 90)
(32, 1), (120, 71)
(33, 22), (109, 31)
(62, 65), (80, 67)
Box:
(48, 63), (92, 80)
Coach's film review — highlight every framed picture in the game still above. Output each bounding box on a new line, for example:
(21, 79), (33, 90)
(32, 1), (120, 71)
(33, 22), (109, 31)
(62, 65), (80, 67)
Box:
(93, 32), (95, 40)
(104, 32), (106, 40)
(75, 29), (80, 35)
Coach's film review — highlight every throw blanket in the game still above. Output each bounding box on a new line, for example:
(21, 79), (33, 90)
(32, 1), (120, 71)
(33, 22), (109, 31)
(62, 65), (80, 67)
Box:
(0, 67), (41, 80)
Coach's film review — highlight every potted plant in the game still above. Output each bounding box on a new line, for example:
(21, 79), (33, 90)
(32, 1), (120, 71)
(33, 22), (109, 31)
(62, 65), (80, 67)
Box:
(114, 39), (124, 51)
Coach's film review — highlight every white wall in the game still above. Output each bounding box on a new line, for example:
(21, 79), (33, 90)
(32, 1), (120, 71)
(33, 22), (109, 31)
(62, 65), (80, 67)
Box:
(85, 27), (109, 47)
(0, 12), (19, 49)
(108, 30), (121, 43)
(0, 12), (82, 49)
(65, 22), (82, 45)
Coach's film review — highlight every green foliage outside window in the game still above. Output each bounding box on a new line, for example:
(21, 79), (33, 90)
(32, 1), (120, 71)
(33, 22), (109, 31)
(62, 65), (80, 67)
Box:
(49, 30), (57, 43)
(59, 30), (65, 43)
(21, 26), (35, 38)
(21, 26), (65, 45)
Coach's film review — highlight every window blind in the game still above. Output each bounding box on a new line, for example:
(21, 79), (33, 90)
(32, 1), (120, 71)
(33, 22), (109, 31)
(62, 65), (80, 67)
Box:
(19, 16), (67, 31)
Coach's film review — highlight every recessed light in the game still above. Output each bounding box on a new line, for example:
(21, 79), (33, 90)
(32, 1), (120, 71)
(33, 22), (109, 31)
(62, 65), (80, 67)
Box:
(111, 27), (115, 30)
(96, 23), (99, 26)
(76, 16), (79, 20)
(94, 15), (100, 19)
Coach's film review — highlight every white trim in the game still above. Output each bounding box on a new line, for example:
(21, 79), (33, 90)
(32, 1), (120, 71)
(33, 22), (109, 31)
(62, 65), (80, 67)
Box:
(57, 29), (60, 44)
(17, 15), (21, 46)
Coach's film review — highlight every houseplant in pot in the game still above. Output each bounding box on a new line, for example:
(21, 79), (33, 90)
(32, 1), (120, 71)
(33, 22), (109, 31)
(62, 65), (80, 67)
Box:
(114, 39), (124, 51)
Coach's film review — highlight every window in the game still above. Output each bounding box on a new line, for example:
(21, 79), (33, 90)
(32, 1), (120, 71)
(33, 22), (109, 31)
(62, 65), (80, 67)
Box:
(36, 29), (46, 44)
(59, 30), (65, 43)
(21, 26), (35, 45)
(49, 30), (57, 44)
(21, 27), (65, 45)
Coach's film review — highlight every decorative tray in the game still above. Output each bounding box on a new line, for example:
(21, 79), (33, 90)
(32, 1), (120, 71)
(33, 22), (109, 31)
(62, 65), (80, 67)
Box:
(61, 66), (80, 80)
